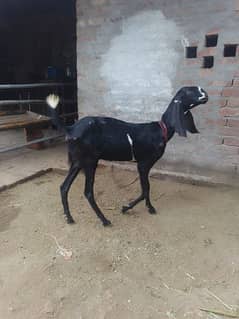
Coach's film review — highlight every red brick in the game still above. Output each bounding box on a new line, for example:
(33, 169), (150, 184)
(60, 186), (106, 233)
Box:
(199, 69), (213, 77)
(206, 99), (227, 107)
(227, 118), (239, 127)
(198, 48), (217, 58)
(190, 42), (199, 46)
(184, 59), (200, 66)
(233, 79), (239, 86)
(208, 80), (232, 87)
(205, 118), (227, 126)
(208, 89), (223, 96)
(206, 28), (221, 35)
(219, 107), (239, 117)
(217, 144), (239, 155)
(223, 137), (239, 147)
(227, 98), (239, 107)
(219, 58), (239, 64)
(222, 87), (239, 97)
(220, 126), (239, 136)
(234, 70), (239, 77)
(181, 80), (195, 86)
(219, 99), (228, 107)
(236, 0), (239, 11)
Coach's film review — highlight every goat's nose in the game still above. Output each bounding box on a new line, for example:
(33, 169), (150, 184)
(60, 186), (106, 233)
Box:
(203, 91), (209, 101)
(201, 92), (208, 103)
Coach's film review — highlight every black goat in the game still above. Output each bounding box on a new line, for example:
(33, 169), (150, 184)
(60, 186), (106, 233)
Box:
(47, 86), (208, 226)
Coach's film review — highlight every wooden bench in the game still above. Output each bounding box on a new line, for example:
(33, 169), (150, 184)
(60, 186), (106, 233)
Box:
(0, 110), (51, 150)
(0, 82), (76, 152)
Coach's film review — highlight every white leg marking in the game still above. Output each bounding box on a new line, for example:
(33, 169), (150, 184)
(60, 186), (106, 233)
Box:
(127, 133), (133, 146)
(127, 133), (135, 161)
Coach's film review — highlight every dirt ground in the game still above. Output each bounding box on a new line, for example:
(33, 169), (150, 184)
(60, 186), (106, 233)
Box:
(0, 166), (239, 319)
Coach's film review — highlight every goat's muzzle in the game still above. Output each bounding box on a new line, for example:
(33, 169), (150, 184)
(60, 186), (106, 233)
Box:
(199, 89), (209, 104)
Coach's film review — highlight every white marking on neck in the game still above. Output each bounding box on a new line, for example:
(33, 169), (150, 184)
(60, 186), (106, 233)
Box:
(127, 133), (136, 161)
(198, 86), (206, 100)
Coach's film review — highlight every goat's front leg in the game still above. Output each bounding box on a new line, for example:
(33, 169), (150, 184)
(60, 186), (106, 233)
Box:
(84, 163), (111, 226)
(122, 161), (157, 214)
(122, 194), (144, 213)
(138, 162), (157, 214)
(60, 163), (81, 224)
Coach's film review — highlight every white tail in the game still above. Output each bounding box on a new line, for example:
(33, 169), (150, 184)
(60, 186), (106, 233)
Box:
(46, 94), (60, 109)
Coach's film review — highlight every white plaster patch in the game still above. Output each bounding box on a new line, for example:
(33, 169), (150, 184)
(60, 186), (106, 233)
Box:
(101, 10), (182, 121)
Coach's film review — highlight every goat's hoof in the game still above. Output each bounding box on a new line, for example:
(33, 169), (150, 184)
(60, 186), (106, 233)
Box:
(121, 205), (130, 214)
(66, 217), (75, 224)
(148, 207), (157, 215)
(103, 219), (112, 227)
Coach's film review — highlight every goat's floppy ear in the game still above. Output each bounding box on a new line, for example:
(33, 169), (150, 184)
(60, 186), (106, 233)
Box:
(184, 111), (199, 134)
(171, 100), (187, 137)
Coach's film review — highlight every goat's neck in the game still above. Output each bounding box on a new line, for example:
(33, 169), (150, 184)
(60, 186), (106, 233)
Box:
(161, 110), (175, 142)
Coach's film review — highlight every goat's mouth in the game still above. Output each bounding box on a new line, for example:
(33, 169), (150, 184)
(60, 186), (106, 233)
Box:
(188, 98), (208, 110)
(199, 91), (209, 104)
(195, 96), (208, 105)
(200, 97), (208, 104)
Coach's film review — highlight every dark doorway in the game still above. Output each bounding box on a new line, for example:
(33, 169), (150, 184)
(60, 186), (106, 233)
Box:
(0, 0), (77, 121)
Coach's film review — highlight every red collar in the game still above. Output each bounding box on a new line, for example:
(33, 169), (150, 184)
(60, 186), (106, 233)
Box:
(158, 120), (168, 143)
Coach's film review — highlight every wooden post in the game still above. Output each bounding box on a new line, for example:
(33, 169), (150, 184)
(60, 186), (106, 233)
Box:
(24, 127), (45, 150)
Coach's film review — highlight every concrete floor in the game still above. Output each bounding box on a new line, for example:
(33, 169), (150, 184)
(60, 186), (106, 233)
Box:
(1, 167), (239, 319)
(0, 141), (68, 191)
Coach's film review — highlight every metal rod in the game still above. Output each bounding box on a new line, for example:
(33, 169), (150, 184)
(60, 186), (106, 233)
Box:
(0, 99), (76, 106)
(0, 99), (44, 105)
(0, 82), (74, 90)
(0, 134), (64, 154)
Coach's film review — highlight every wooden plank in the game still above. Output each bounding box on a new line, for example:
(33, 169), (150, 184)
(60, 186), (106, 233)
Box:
(0, 111), (50, 131)
(0, 120), (50, 130)
(0, 113), (48, 123)
(0, 110), (26, 116)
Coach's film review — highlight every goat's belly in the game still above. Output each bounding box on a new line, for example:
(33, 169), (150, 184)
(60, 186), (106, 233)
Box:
(100, 144), (132, 161)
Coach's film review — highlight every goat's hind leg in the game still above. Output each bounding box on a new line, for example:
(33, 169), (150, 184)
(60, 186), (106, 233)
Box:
(84, 163), (111, 226)
(60, 163), (81, 224)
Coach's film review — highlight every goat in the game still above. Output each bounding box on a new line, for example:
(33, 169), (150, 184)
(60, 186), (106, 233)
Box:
(46, 86), (208, 226)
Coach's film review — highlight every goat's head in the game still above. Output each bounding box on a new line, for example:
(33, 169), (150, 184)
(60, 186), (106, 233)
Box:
(167, 86), (208, 137)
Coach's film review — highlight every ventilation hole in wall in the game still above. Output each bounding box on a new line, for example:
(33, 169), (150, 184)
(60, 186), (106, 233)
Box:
(205, 34), (218, 47)
(203, 56), (214, 68)
(224, 44), (237, 57)
(185, 46), (197, 58)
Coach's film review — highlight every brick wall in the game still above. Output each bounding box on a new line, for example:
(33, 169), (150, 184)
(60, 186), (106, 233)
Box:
(76, 0), (239, 180)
